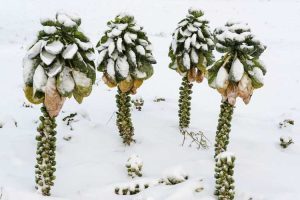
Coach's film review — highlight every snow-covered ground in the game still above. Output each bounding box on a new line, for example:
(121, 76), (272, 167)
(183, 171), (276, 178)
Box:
(1, 0), (300, 199)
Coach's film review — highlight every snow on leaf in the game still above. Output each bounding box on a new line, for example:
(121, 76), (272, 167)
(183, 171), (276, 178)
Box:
(229, 58), (244, 82)
(200, 44), (208, 51)
(130, 25), (141, 31)
(108, 41), (115, 56)
(62, 44), (78, 59)
(216, 67), (229, 89)
(178, 20), (188, 27)
(43, 26), (57, 34)
(138, 39), (148, 46)
(45, 41), (64, 55)
(180, 28), (192, 37)
(190, 48), (198, 64)
(116, 56), (129, 78)
(75, 39), (93, 51)
(107, 59), (116, 80)
(252, 67), (264, 83)
(116, 23), (128, 31)
(187, 24), (198, 32)
(23, 57), (35, 85)
(184, 37), (191, 50)
(117, 38), (123, 53)
(46, 61), (62, 77)
(193, 21), (202, 27)
(128, 33), (137, 40)
(191, 33), (197, 47)
(145, 44), (153, 51)
(108, 28), (122, 37)
(183, 53), (190, 69)
(57, 13), (77, 27)
(197, 30), (204, 39)
(72, 70), (91, 87)
(40, 50), (56, 65)
(86, 52), (95, 61)
(97, 49), (108, 66)
(128, 50), (137, 65)
(57, 67), (75, 95)
(33, 65), (48, 92)
(134, 69), (147, 79)
(27, 40), (46, 59)
(136, 45), (145, 56)
(124, 33), (133, 44)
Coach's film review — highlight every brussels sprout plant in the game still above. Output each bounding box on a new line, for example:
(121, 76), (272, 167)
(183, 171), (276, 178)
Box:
(23, 12), (95, 196)
(97, 14), (156, 145)
(208, 21), (266, 157)
(168, 9), (215, 129)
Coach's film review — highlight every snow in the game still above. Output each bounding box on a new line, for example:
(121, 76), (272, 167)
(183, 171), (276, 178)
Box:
(136, 45), (145, 56)
(27, 40), (46, 59)
(116, 56), (129, 78)
(43, 26), (57, 34)
(129, 50), (137, 65)
(117, 38), (123, 52)
(1, 0), (300, 200)
(229, 58), (244, 82)
(45, 41), (64, 55)
(215, 67), (229, 89)
(108, 28), (122, 37)
(97, 49), (108, 65)
(124, 32), (133, 44)
(108, 41), (115, 56)
(183, 52), (190, 69)
(33, 65), (48, 92)
(57, 67), (75, 94)
(57, 13), (77, 27)
(184, 37), (191, 50)
(72, 70), (91, 87)
(251, 67), (264, 84)
(116, 23), (128, 31)
(62, 44), (78, 59)
(23, 57), (35, 85)
(75, 39), (93, 51)
(107, 58), (116, 79)
(190, 48), (198, 64)
(46, 60), (62, 77)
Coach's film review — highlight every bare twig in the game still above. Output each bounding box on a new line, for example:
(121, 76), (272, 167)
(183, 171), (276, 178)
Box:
(180, 129), (210, 150)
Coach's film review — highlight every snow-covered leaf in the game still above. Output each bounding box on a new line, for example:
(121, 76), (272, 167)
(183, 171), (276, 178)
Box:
(108, 41), (115, 56)
(183, 53), (190, 69)
(116, 56), (129, 78)
(116, 23), (128, 31)
(45, 41), (64, 55)
(27, 40), (46, 58)
(62, 44), (78, 59)
(124, 33), (133, 44)
(97, 49), (108, 65)
(229, 58), (244, 82)
(43, 26), (57, 34)
(40, 50), (56, 65)
(23, 57), (36, 85)
(75, 39), (93, 51)
(117, 38), (123, 53)
(190, 48), (198, 64)
(136, 45), (145, 56)
(216, 67), (229, 89)
(33, 65), (48, 92)
(57, 67), (75, 96)
(46, 60), (62, 77)
(184, 37), (191, 50)
(107, 59), (116, 80)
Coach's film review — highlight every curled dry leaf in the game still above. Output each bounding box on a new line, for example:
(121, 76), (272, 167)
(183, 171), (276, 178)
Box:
(102, 73), (117, 88)
(226, 83), (238, 105)
(44, 77), (65, 118)
(195, 70), (204, 83)
(118, 77), (134, 93)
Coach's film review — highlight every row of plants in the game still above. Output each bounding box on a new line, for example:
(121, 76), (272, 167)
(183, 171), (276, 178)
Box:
(23, 9), (266, 199)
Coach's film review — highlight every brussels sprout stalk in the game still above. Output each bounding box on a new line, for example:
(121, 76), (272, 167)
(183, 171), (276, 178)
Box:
(179, 76), (193, 129)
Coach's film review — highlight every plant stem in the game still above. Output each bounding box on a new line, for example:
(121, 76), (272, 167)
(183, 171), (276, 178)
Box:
(214, 101), (234, 157)
(116, 89), (135, 145)
(178, 76), (193, 129)
(35, 105), (57, 196)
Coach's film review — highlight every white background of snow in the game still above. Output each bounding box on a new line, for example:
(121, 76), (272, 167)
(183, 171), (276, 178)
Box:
(1, 0), (300, 199)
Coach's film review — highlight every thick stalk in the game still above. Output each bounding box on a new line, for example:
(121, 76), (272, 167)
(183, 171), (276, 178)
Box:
(35, 105), (57, 196)
(214, 101), (234, 157)
(178, 76), (193, 129)
(116, 89), (134, 145)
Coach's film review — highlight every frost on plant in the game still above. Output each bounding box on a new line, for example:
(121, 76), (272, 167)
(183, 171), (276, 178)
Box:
(168, 9), (215, 129)
(96, 14), (156, 145)
(126, 154), (143, 178)
(208, 21), (266, 105)
(23, 12), (95, 196)
(215, 152), (236, 200)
